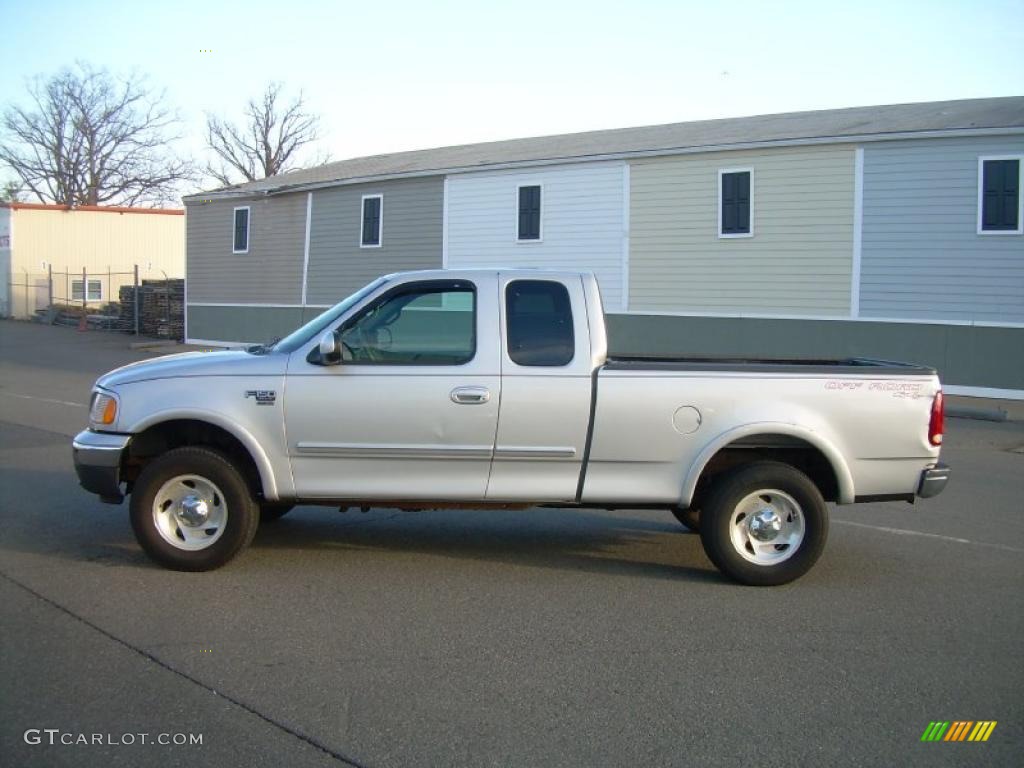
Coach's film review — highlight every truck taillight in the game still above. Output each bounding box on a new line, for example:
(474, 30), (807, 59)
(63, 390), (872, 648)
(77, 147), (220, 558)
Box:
(929, 391), (944, 446)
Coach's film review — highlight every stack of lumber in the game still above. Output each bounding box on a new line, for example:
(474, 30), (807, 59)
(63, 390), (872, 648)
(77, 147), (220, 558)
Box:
(118, 279), (185, 340)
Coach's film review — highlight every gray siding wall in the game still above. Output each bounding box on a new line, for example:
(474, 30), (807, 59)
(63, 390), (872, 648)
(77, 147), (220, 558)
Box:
(861, 136), (1024, 323)
(186, 193), (307, 304)
(305, 176), (443, 305)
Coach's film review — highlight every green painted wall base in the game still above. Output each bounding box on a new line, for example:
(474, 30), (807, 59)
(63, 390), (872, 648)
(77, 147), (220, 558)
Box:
(187, 305), (326, 344)
(188, 305), (1023, 391)
(606, 314), (1024, 391)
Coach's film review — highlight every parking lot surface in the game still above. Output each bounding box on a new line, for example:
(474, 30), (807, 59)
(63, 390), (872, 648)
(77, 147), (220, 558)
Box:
(1, 320), (1022, 767)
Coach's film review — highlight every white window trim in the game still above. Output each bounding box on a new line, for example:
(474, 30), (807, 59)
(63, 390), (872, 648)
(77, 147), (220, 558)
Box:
(232, 206), (251, 254)
(441, 177), (449, 267)
(515, 182), (544, 243)
(71, 278), (103, 302)
(718, 167), (754, 239)
(360, 194), (383, 248)
(620, 162), (630, 312)
(977, 155), (1023, 235)
(301, 192), (312, 305)
(851, 147), (864, 318)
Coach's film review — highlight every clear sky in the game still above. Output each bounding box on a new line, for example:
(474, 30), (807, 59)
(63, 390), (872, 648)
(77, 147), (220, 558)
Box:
(1, 0), (1022, 191)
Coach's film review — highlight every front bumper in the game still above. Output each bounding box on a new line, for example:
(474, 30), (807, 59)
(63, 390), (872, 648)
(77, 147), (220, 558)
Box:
(917, 463), (951, 499)
(72, 429), (131, 504)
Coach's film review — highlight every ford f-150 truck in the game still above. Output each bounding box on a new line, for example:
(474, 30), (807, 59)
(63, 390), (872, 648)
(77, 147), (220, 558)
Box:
(73, 269), (950, 585)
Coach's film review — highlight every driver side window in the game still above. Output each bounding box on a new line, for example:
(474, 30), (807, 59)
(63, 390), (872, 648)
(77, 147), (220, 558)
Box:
(338, 281), (476, 365)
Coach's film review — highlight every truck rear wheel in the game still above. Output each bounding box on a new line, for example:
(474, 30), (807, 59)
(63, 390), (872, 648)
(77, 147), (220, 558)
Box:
(260, 503), (294, 523)
(699, 461), (828, 586)
(129, 446), (259, 571)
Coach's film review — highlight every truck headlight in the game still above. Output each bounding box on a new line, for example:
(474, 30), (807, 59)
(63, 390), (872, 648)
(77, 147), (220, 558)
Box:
(89, 392), (119, 427)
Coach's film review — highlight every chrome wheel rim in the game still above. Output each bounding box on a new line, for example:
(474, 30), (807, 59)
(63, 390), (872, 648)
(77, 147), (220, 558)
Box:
(729, 489), (805, 566)
(152, 474), (228, 551)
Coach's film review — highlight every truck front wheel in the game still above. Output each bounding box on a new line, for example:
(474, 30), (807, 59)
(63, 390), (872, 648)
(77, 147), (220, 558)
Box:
(671, 508), (700, 532)
(129, 446), (259, 571)
(699, 462), (828, 586)
(260, 503), (294, 523)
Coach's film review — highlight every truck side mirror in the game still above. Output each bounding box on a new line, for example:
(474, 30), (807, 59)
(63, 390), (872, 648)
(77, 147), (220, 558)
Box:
(318, 330), (342, 366)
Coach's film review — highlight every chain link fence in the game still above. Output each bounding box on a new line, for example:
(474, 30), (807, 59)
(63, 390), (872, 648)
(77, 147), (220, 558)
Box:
(8, 265), (184, 340)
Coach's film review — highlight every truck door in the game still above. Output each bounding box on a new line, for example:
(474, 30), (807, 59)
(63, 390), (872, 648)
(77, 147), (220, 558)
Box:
(486, 276), (594, 502)
(284, 275), (501, 500)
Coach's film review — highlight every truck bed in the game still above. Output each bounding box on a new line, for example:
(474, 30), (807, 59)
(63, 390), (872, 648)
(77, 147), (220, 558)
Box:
(603, 355), (937, 375)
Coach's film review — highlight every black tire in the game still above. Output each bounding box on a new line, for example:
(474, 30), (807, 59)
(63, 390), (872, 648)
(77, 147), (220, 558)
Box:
(129, 446), (259, 571)
(699, 461), (828, 586)
(670, 508), (701, 532)
(260, 503), (294, 523)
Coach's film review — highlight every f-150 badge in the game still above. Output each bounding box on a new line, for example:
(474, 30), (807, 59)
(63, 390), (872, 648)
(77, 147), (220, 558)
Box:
(245, 390), (277, 405)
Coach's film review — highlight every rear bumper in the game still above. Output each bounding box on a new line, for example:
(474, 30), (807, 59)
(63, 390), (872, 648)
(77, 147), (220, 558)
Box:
(72, 429), (130, 504)
(917, 463), (951, 499)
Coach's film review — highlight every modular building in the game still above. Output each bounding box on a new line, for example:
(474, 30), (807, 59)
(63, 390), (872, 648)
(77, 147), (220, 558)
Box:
(183, 97), (1024, 397)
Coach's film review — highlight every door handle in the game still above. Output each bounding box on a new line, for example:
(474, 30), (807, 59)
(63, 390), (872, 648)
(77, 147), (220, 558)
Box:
(451, 386), (490, 405)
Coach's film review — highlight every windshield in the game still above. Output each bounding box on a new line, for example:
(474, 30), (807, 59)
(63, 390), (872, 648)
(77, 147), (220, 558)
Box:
(271, 277), (389, 354)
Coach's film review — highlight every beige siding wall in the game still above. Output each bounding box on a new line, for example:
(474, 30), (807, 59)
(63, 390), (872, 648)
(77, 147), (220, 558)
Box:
(6, 206), (184, 317)
(10, 207), (184, 277)
(186, 193), (307, 304)
(629, 145), (856, 315)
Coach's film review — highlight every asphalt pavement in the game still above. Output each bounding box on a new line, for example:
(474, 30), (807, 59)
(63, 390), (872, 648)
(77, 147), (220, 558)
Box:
(1, 319), (1022, 767)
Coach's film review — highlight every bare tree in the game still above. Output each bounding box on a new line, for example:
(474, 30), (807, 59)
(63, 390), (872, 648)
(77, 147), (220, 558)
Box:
(0, 63), (193, 206)
(205, 83), (327, 186)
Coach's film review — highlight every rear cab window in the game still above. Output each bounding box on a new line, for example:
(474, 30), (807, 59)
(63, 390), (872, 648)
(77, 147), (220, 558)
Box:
(505, 280), (575, 366)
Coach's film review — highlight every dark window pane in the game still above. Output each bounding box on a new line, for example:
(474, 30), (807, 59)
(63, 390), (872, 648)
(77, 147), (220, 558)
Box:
(983, 161), (1002, 194)
(505, 280), (574, 366)
(339, 282), (475, 365)
(721, 171), (751, 234)
(981, 159), (1020, 231)
(234, 208), (249, 251)
(722, 203), (736, 232)
(738, 172), (750, 201)
(983, 192), (999, 227)
(362, 197), (381, 245)
(722, 173), (735, 202)
(1006, 197), (1019, 228)
(1003, 160), (1019, 229)
(1005, 161), (1019, 193)
(518, 185), (541, 240)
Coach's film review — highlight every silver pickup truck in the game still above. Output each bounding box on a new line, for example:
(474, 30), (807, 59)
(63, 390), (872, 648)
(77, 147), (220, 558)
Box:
(73, 269), (949, 585)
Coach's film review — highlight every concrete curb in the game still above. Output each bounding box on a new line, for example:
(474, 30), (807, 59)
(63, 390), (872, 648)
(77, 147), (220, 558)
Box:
(947, 405), (1009, 423)
(129, 340), (179, 351)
